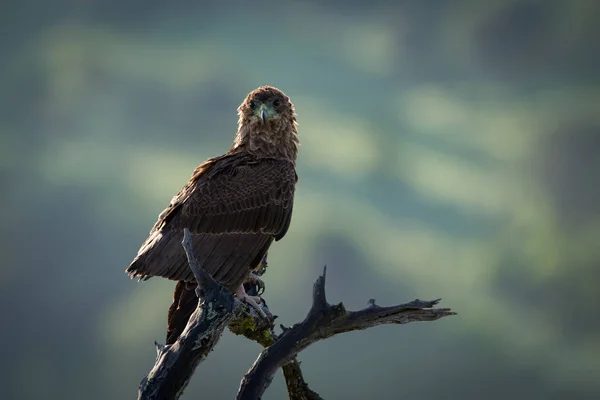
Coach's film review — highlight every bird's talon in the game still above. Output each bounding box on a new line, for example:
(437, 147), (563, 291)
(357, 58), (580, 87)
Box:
(242, 295), (267, 319)
(245, 272), (266, 295)
(236, 285), (268, 319)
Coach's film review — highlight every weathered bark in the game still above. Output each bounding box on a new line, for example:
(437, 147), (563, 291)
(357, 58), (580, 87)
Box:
(228, 295), (322, 400)
(136, 231), (455, 400)
(137, 229), (238, 400)
(236, 267), (455, 399)
(281, 358), (324, 400)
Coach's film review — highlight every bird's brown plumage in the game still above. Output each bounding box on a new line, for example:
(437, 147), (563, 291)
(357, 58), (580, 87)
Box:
(126, 86), (299, 343)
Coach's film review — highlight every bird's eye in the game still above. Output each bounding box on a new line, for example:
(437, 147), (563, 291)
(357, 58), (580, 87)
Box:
(249, 100), (257, 109)
(272, 99), (281, 107)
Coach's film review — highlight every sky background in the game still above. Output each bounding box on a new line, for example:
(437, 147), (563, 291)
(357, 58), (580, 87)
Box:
(1, 0), (600, 399)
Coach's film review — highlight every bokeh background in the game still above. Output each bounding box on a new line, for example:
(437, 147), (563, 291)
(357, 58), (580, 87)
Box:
(2, 0), (600, 399)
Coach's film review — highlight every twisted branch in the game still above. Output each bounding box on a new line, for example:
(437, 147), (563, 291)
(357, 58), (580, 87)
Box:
(236, 267), (455, 399)
(136, 232), (455, 400)
(137, 229), (238, 400)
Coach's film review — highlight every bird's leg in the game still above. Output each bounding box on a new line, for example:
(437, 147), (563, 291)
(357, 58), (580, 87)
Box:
(244, 272), (266, 295)
(236, 284), (267, 319)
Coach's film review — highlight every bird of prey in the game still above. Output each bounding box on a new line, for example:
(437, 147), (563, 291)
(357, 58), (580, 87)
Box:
(126, 85), (299, 344)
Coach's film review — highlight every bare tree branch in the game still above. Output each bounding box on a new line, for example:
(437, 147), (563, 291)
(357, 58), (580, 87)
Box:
(229, 314), (322, 399)
(228, 261), (323, 399)
(229, 312), (323, 400)
(137, 229), (239, 400)
(236, 267), (456, 399)
(135, 236), (455, 400)
(281, 358), (324, 400)
(136, 230), (322, 400)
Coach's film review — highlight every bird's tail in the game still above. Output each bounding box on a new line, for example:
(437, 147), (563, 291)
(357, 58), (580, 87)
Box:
(166, 281), (199, 345)
(126, 230), (193, 282)
(164, 252), (269, 344)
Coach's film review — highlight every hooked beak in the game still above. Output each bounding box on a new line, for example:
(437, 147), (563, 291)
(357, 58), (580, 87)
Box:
(259, 105), (268, 123)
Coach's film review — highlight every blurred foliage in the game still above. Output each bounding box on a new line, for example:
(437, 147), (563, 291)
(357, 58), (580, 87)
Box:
(1, 0), (599, 399)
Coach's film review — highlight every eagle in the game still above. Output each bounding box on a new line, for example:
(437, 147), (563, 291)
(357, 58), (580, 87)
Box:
(126, 86), (299, 344)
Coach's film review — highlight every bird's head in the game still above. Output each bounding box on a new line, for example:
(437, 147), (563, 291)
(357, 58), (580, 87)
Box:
(233, 85), (299, 161)
(238, 86), (295, 127)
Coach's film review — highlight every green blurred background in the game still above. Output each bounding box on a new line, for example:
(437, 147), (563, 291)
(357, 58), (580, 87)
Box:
(1, 0), (600, 399)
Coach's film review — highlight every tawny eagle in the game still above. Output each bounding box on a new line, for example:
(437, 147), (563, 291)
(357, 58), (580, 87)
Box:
(126, 86), (298, 344)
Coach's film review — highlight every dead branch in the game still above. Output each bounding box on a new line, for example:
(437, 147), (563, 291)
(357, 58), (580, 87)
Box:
(228, 265), (323, 400)
(137, 229), (239, 400)
(281, 358), (324, 400)
(236, 267), (455, 399)
(135, 232), (455, 400)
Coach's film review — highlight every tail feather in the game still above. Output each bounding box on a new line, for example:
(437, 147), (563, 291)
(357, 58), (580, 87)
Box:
(166, 281), (198, 345)
(126, 230), (190, 282)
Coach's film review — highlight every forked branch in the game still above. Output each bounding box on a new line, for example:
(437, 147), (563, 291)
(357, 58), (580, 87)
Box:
(236, 267), (455, 399)
(137, 229), (238, 400)
(136, 231), (455, 400)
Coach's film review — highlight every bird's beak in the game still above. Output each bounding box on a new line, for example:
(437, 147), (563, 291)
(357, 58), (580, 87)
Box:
(259, 105), (267, 123)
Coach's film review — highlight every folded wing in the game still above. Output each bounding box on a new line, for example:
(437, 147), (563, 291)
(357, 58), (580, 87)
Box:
(126, 153), (296, 291)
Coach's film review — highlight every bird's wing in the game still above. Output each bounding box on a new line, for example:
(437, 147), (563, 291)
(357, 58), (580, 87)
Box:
(127, 153), (296, 283)
(160, 154), (296, 237)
